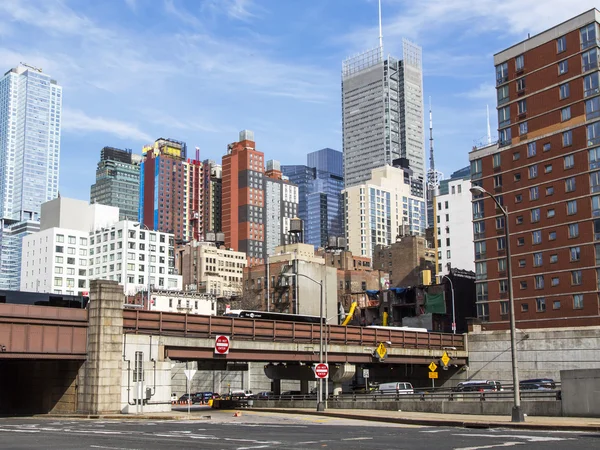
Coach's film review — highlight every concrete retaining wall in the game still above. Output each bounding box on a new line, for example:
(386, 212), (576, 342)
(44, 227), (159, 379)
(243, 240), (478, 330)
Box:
(561, 369), (600, 417)
(171, 362), (310, 398)
(256, 399), (562, 417)
(466, 326), (600, 384)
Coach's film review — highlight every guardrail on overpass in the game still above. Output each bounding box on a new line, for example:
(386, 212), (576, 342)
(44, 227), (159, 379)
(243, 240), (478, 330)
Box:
(0, 303), (88, 359)
(123, 310), (465, 350)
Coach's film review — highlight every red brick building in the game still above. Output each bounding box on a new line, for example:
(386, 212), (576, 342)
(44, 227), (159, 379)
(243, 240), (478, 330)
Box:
(222, 130), (265, 266)
(470, 9), (600, 330)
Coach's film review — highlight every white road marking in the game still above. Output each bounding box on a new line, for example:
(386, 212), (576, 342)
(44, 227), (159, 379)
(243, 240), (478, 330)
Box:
(236, 447), (272, 450)
(421, 429), (449, 433)
(342, 437), (374, 441)
(453, 443), (524, 450)
(90, 446), (140, 450)
(454, 433), (573, 442)
(297, 442), (319, 444)
(0, 428), (40, 433)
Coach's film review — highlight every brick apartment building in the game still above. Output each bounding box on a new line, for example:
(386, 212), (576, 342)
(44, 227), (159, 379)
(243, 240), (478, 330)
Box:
(222, 130), (266, 266)
(373, 235), (436, 287)
(469, 9), (600, 329)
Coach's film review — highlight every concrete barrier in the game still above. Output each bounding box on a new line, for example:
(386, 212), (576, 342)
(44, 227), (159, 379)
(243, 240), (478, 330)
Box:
(561, 369), (600, 417)
(254, 399), (562, 417)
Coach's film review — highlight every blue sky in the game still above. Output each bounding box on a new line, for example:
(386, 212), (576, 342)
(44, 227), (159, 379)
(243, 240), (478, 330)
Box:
(0, 0), (597, 200)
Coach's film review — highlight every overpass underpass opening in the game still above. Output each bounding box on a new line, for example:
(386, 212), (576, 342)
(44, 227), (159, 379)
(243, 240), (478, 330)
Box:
(0, 359), (83, 415)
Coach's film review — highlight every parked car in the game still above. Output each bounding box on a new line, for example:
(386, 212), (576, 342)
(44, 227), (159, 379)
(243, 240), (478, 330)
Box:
(453, 380), (501, 392)
(178, 394), (193, 403)
(378, 382), (414, 394)
(191, 393), (205, 404)
(520, 378), (556, 390)
(281, 390), (302, 396)
(254, 391), (273, 399)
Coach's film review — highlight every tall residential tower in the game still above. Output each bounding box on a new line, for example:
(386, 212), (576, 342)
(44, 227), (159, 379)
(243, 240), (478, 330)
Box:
(0, 64), (62, 289)
(470, 9), (600, 329)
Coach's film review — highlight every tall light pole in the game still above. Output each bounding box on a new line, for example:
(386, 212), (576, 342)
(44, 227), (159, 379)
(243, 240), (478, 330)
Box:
(470, 185), (524, 422)
(282, 269), (325, 412)
(439, 274), (456, 334)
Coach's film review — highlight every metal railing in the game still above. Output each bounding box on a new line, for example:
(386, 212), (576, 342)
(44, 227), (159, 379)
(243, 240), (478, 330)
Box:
(123, 310), (465, 350)
(255, 389), (561, 403)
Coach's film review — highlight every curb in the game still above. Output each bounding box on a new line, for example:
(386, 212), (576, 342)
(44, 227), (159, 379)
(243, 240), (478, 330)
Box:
(255, 409), (600, 432)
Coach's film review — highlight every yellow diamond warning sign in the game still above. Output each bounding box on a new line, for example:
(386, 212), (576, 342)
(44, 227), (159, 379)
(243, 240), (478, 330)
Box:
(441, 351), (450, 367)
(428, 362), (438, 372)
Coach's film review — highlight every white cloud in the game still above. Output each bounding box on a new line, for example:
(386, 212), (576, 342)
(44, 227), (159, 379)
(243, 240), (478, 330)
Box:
(460, 82), (496, 101)
(63, 108), (153, 142)
(226, 0), (258, 21)
(173, 33), (335, 103)
(0, 0), (106, 38)
(164, 0), (202, 27)
(343, 0), (598, 50)
(200, 0), (262, 22)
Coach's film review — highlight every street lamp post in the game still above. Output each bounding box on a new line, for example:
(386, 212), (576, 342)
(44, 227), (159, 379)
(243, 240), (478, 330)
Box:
(470, 185), (524, 423)
(282, 270), (325, 412)
(439, 275), (456, 334)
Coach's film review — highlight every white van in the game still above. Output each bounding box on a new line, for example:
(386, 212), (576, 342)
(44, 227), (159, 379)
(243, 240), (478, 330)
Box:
(378, 382), (414, 394)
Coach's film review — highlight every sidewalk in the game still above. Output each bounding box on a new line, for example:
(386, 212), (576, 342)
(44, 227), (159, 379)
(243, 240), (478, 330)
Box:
(256, 408), (600, 432)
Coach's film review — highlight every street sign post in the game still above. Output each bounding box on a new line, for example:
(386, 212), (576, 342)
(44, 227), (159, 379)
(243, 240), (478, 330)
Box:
(214, 335), (230, 355)
(363, 368), (370, 392)
(315, 363), (329, 379)
(429, 361), (438, 389)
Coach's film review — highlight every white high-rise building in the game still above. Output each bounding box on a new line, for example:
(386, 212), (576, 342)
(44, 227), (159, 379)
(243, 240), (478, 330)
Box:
(0, 64), (62, 289)
(434, 167), (475, 276)
(20, 197), (182, 295)
(342, 40), (424, 191)
(343, 165), (426, 257)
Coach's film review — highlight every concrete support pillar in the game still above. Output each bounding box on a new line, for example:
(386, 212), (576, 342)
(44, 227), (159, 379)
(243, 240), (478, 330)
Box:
(332, 381), (343, 396)
(300, 379), (309, 394)
(272, 379), (281, 395)
(78, 280), (124, 414)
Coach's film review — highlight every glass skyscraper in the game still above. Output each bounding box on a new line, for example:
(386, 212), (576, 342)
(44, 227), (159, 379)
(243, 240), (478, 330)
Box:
(0, 64), (62, 289)
(90, 147), (141, 221)
(342, 40), (425, 192)
(282, 148), (343, 248)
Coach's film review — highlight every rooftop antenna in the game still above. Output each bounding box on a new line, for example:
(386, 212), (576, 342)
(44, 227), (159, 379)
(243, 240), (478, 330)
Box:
(486, 105), (492, 145)
(378, 0), (383, 56)
(429, 97), (434, 175)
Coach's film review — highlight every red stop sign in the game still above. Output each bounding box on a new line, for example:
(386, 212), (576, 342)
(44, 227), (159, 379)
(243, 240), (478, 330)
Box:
(314, 363), (329, 379)
(215, 335), (230, 354)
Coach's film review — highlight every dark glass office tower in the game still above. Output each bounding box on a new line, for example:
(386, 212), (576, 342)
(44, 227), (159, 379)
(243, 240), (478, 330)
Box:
(283, 148), (343, 248)
(90, 147), (141, 221)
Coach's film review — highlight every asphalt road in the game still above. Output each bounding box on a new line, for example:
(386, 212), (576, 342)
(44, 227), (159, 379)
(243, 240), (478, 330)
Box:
(0, 410), (598, 450)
